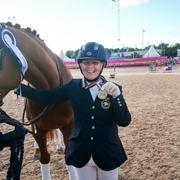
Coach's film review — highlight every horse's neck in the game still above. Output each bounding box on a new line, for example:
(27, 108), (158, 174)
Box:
(56, 57), (73, 84)
(10, 27), (72, 89)
(25, 56), (72, 89)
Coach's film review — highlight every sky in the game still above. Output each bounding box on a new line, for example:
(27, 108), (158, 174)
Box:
(0, 0), (180, 54)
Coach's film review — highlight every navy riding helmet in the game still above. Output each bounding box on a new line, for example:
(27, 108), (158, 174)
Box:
(77, 42), (107, 82)
(76, 42), (107, 64)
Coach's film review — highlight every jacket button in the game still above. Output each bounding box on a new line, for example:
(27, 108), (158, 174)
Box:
(90, 137), (94, 140)
(118, 102), (122, 106)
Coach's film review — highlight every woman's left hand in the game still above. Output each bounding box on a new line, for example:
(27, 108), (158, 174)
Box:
(101, 82), (120, 98)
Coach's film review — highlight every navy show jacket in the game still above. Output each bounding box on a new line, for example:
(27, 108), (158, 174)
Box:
(19, 78), (131, 171)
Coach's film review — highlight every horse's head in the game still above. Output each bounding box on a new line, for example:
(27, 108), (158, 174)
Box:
(0, 51), (22, 104)
(0, 23), (26, 104)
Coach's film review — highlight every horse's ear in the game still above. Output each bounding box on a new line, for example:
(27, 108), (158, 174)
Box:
(14, 24), (21, 29)
(6, 21), (13, 27)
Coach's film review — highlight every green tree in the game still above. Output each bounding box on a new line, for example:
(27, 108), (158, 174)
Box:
(166, 43), (180, 57)
(66, 50), (74, 59)
(158, 43), (169, 56)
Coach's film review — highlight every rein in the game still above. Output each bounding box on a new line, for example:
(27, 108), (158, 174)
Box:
(0, 108), (28, 179)
(22, 101), (55, 126)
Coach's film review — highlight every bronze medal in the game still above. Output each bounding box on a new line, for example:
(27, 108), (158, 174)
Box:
(98, 90), (108, 100)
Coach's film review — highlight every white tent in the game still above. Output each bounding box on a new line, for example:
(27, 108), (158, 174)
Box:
(143, 45), (160, 57)
(59, 50), (65, 60)
(58, 50), (75, 61)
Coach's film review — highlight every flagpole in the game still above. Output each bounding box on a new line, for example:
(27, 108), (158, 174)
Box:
(112, 0), (121, 56)
(142, 29), (146, 49)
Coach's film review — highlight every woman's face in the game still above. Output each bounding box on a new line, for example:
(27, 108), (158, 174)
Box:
(80, 60), (103, 80)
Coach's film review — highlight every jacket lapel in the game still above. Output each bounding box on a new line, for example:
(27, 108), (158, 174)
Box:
(80, 80), (94, 104)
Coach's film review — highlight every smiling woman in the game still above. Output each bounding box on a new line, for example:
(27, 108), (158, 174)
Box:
(15, 41), (131, 180)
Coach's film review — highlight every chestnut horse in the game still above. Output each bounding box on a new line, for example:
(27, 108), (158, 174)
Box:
(0, 22), (73, 179)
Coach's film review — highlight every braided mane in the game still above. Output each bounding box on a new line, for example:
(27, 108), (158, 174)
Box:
(2, 21), (54, 55)
(4, 21), (43, 40)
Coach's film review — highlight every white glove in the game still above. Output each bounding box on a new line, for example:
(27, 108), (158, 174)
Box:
(101, 82), (120, 98)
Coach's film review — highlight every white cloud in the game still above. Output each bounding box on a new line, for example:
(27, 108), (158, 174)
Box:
(120, 0), (150, 8)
